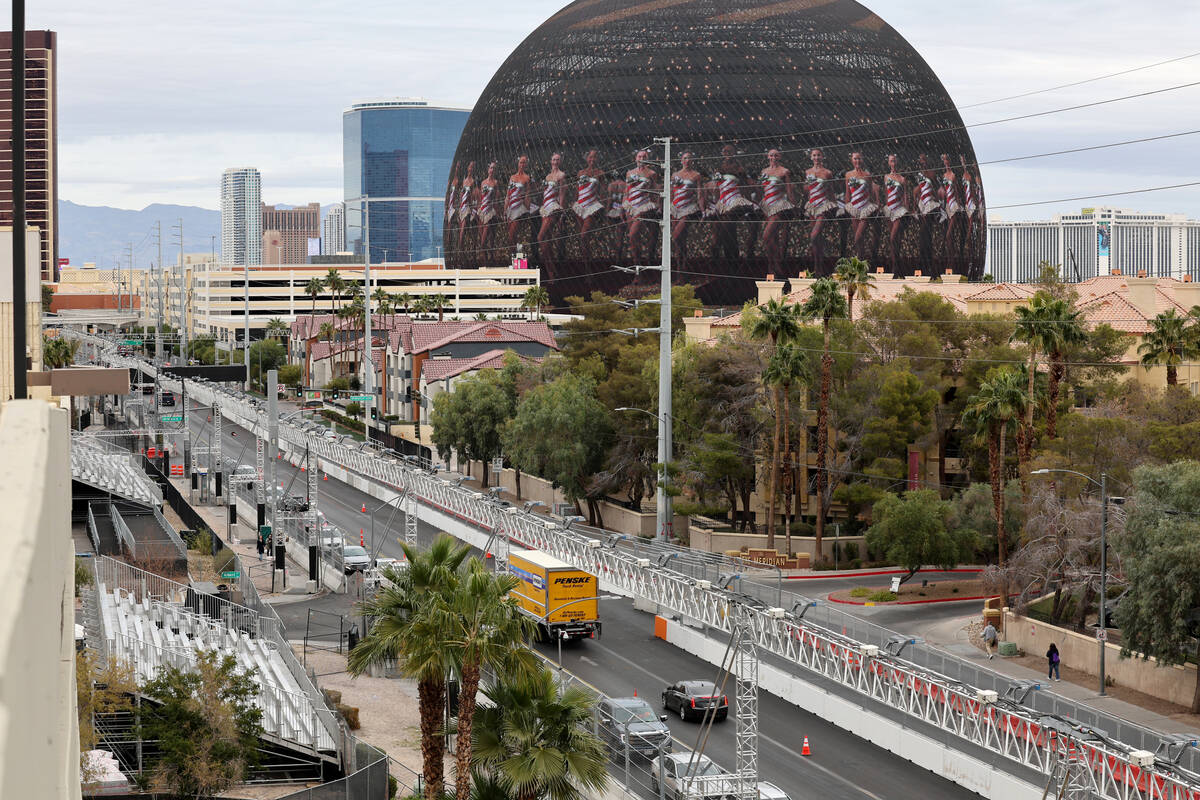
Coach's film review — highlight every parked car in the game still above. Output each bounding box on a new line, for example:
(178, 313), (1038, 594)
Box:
(661, 680), (728, 722)
(595, 697), (671, 758)
(649, 751), (733, 800)
(159, 390), (176, 407)
(322, 430), (338, 441)
(342, 545), (371, 573)
(756, 782), (790, 800)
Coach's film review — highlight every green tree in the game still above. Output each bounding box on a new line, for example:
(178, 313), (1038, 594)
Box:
(139, 650), (263, 800)
(305, 276), (325, 313)
(349, 536), (470, 800)
(1114, 461), (1200, 713)
(472, 667), (608, 800)
(41, 282), (54, 312)
(436, 563), (538, 800)
(278, 363), (302, 388)
(962, 369), (1027, 572)
(763, 342), (809, 553)
(745, 297), (802, 548)
(431, 370), (512, 487)
(247, 339), (287, 387)
(502, 374), (613, 524)
(42, 335), (78, 368)
(324, 268), (345, 313)
(521, 285), (550, 320)
(395, 292), (414, 315)
(834, 256), (875, 321)
(800, 277), (849, 560)
(866, 490), (974, 584)
(860, 367), (938, 471)
(266, 317), (289, 339)
(948, 481), (1022, 564)
(1138, 308), (1197, 386)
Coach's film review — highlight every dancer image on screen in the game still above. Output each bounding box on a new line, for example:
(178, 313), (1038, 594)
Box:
(624, 149), (660, 264)
(446, 161), (461, 226)
(804, 148), (838, 276)
(913, 153), (942, 268)
(506, 155), (533, 248)
(758, 149), (795, 277)
(843, 151), (878, 260)
(538, 153), (568, 271)
(960, 154), (984, 274)
(714, 145), (754, 262)
(882, 154), (910, 276)
(940, 153), (964, 274)
(456, 161), (478, 257)
(670, 151), (704, 271)
(573, 149), (606, 266)
(477, 162), (501, 259)
(607, 175), (628, 262)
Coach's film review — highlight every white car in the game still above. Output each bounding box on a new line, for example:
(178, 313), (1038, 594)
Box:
(342, 545), (371, 573)
(649, 751), (734, 800)
(757, 783), (790, 800)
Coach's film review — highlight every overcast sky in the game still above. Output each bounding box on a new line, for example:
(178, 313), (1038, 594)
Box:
(34, 0), (1200, 219)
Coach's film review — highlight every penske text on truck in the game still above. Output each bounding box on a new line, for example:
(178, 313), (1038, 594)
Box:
(506, 548), (601, 642)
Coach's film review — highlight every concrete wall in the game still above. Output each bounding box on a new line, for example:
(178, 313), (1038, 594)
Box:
(0, 401), (82, 800)
(689, 527), (866, 563)
(1002, 610), (1198, 708)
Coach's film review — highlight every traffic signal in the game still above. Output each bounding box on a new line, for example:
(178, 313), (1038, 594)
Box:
(371, 407), (378, 421)
(329, 389), (339, 400)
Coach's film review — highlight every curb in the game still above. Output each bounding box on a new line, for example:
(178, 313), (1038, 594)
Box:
(785, 567), (983, 580)
(828, 592), (990, 607)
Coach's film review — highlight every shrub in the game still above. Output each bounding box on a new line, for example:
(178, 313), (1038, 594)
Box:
(74, 557), (93, 596)
(849, 586), (871, 598)
(213, 547), (238, 576)
(789, 520), (815, 536)
(850, 558), (863, 569)
(189, 529), (213, 554)
(843, 542), (859, 561)
(868, 590), (898, 602)
(346, 401), (363, 417)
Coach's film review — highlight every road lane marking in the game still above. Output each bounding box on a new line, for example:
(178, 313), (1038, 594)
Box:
(582, 638), (884, 800)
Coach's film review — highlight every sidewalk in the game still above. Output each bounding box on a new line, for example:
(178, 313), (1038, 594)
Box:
(162, 478), (315, 602)
(919, 611), (1200, 736)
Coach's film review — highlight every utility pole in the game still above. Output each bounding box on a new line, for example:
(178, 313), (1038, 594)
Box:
(1099, 472), (1108, 697)
(268, 369), (283, 588)
(655, 136), (673, 541)
(10, 0), (26, 399)
(172, 218), (187, 360)
(363, 199), (373, 441)
(155, 221), (164, 364)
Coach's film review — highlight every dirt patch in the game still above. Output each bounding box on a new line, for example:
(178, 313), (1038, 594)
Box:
(830, 578), (985, 604)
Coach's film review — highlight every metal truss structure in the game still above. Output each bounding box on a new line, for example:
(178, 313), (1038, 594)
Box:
(75, 337), (1200, 800)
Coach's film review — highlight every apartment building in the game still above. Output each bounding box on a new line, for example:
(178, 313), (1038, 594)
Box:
(261, 203), (320, 264)
(220, 168), (262, 266)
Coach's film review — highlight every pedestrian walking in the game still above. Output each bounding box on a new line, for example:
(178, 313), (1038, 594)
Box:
(1047, 643), (1061, 681)
(981, 620), (998, 659)
(256, 532), (264, 561)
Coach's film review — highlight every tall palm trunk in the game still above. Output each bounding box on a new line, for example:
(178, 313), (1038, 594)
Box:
(1167, 364), (1178, 386)
(417, 676), (446, 800)
(766, 384), (781, 550)
(814, 322), (833, 561)
(1020, 348), (1036, 500)
(990, 424), (1006, 567)
(781, 385), (793, 556)
(454, 660), (481, 800)
(1047, 350), (1065, 439)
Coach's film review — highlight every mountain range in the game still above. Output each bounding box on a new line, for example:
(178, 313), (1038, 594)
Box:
(58, 200), (340, 268)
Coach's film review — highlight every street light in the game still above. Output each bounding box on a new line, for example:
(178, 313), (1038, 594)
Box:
(1032, 467), (1110, 696)
(615, 407), (672, 541)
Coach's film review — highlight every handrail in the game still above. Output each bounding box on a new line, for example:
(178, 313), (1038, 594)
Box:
(86, 503), (102, 553)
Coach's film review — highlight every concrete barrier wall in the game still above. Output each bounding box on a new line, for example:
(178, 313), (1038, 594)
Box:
(1002, 610), (1198, 708)
(658, 617), (1042, 800)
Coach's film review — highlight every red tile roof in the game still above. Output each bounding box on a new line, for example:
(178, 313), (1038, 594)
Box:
(420, 349), (542, 382)
(409, 320), (557, 353)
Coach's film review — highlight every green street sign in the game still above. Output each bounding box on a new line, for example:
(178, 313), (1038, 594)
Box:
(348, 395), (373, 402)
(220, 571), (241, 579)
(160, 414), (183, 422)
(122, 339), (140, 346)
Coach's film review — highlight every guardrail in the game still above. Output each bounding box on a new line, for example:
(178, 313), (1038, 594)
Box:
(86, 503), (102, 552)
(79, 333), (1200, 800)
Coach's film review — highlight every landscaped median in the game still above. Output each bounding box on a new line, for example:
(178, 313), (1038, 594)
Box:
(828, 578), (988, 606)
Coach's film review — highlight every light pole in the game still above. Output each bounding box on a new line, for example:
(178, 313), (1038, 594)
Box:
(510, 593), (621, 685)
(1032, 468), (1110, 696)
(615, 406), (672, 541)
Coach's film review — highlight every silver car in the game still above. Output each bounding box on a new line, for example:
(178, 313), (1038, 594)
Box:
(341, 545), (371, 573)
(649, 751), (734, 800)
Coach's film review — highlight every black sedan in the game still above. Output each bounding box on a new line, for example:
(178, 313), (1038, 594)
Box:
(661, 680), (728, 722)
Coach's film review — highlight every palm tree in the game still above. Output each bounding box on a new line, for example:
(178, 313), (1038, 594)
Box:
(745, 297), (802, 548)
(42, 335), (78, 368)
(834, 256), (875, 321)
(962, 369), (1026, 574)
(1041, 301), (1087, 439)
(305, 277), (324, 314)
(371, 287), (389, 323)
(521, 286), (551, 321)
(436, 563), (538, 800)
(323, 269), (345, 314)
(396, 292), (414, 316)
(265, 318), (288, 339)
(1138, 308), (1197, 387)
(800, 278), (848, 562)
(763, 343), (809, 556)
(348, 536), (470, 800)
(473, 667), (608, 800)
(428, 293), (447, 322)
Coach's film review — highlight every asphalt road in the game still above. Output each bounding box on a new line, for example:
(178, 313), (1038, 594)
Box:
(178, 405), (981, 799)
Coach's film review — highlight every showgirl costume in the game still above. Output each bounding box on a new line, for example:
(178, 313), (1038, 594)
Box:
(759, 172), (794, 217)
(607, 186), (625, 219)
(942, 175), (963, 217)
(804, 173), (839, 217)
(458, 183), (475, 221)
(623, 170), (658, 218)
(846, 176), (877, 220)
(884, 177), (909, 221)
(964, 178), (982, 218)
(540, 179), (564, 217)
(915, 174), (942, 217)
(446, 184), (459, 223)
(477, 183), (498, 224)
(671, 176), (701, 219)
(714, 173), (754, 214)
(506, 180), (529, 222)
(572, 176), (605, 219)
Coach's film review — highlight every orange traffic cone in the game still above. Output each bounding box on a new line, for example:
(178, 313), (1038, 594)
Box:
(361, 503), (367, 513)
(801, 737), (811, 756)
(633, 689), (637, 697)
(360, 530), (365, 546)
(322, 473), (328, 481)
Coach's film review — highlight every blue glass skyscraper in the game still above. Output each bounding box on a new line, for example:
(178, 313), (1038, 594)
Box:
(344, 99), (469, 263)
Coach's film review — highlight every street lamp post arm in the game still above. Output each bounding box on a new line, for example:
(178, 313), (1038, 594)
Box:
(1030, 467), (1102, 488)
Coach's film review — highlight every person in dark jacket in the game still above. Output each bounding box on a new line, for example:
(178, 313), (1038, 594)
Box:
(1046, 643), (1061, 681)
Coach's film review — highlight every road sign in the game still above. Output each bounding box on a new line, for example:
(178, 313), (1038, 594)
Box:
(348, 395), (373, 402)
(160, 414), (183, 422)
(122, 339), (141, 346)
(1096, 628), (1108, 642)
(220, 571), (241, 580)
